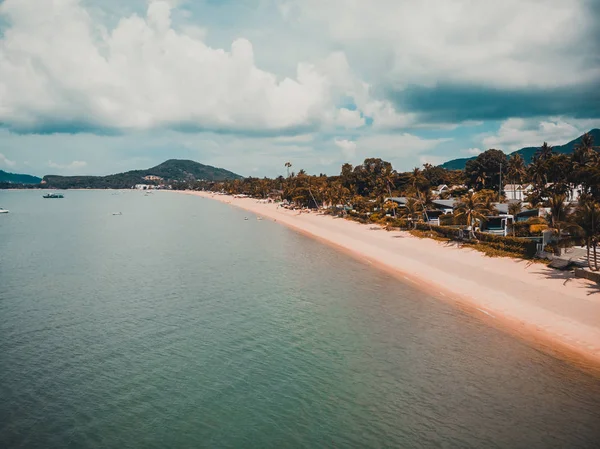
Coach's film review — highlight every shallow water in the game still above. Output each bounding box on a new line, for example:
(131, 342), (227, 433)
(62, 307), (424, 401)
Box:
(1, 190), (599, 448)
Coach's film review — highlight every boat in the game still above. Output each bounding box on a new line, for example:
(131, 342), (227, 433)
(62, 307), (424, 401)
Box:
(43, 193), (64, 199)
(0, 208), (9, 214)
(244, 217), (249, 220)
(257, 217), (263, 221)
(112, 212), (122, 216)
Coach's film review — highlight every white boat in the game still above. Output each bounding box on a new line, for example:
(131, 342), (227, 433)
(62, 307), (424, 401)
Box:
(0, 208), (9, 214)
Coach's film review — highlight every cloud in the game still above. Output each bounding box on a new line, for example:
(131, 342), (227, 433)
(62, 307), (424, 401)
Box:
(0, 152), (16, 168)
(292, 0), (598, 89)
(462, 148), (482, 156)
(388, 83), (600, 123)
(334, 138), (357, 159)
(48, 160), (88, 170)
(480, 117), (597, 152)
(289, 0), (600, 121)
(330, 108), (365, 129)
(0, 0), (362, 135)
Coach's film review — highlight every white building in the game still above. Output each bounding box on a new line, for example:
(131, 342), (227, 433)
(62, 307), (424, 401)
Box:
(503, 184), (533, 201)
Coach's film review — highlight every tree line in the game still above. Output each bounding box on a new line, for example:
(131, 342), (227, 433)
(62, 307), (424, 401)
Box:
(178, 133), (600, 269)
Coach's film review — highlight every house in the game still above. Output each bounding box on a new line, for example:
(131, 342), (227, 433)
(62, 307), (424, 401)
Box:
(385, 197), (409, 207)
(422, 209), (446, 225)
(567, 185), (583, 203)
(432, 184), (449, 196)
(431, 198), (459, 214)
(480, 215), (513, 236)
(503, 184), (533, 201)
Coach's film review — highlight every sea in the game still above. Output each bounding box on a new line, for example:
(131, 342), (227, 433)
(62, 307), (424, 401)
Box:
(1, 189), (600, 448)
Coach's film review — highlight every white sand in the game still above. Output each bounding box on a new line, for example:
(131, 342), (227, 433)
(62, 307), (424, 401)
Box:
(180, 191), (600, 372)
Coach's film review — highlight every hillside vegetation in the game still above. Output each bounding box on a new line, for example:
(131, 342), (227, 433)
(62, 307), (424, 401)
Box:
(0, 170), (42, 184)
(440, 129), (600, 170)
(42, 159), (242, 189)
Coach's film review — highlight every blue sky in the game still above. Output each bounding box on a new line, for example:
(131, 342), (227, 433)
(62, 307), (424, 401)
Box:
(1, 0), (599, 177)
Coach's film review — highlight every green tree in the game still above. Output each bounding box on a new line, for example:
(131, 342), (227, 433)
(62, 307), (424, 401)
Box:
(546, 193), (569, 255)
(455, 192), (490, 238)
(570, 200), (600, 271)
(465, 149), (507, 191)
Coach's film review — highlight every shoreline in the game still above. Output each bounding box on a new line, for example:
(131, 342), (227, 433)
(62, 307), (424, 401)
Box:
(178, 190), (600, 375)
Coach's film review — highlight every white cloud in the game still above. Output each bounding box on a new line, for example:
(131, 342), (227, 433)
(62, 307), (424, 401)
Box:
(481, 117), (599, 152)
(48, 160), (88, 170)
(462, 148), (482, 156)
(334, 138), (357, 159)
(0, 0), (344, 134)
(363, 100), (417, 130)
(0, 153), (16, 168)
(331, 108), (365, 129)
(290, 0), (597, 89)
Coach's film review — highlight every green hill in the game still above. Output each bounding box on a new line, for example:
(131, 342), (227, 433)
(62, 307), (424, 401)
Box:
(0, 169), (42, 184)
(42, 159), (242, 189)
(440, 129), (600, 170)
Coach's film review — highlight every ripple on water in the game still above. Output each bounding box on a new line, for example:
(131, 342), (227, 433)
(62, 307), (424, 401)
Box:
(1, 190), (600, 448)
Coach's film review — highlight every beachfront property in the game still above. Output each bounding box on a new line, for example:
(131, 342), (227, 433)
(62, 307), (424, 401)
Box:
(432, 184), (449, 196)
(503, 184), (533, 201)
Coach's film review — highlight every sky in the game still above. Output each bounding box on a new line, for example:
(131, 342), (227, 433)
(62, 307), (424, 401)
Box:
(0, 0), (599, 178)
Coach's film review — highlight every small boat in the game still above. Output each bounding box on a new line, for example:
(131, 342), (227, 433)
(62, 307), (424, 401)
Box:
(0, 208), (9, 214)
(244, 217), (249, 220)
(43, 193), (64, 199)
(112, 212), (122, 216)
(257, 217), (263, 221)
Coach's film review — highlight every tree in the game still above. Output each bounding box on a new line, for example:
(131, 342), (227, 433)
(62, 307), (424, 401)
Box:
(465, 149), (507, 191)
(570, 200), (600, 271)
(534, 142), (554, 162)
(506, 153), (527, 200)
(546, 193), (569, 255)
(572, 133), (600, 199)
(508, 201), (522, 236)
(455, 192), (490, 238)
(285, 162), (292, 178)
(399, 198), (422, 228)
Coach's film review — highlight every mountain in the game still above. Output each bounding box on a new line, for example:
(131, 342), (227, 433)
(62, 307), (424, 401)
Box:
(439, 129), (600, 170)
(0, 169), (42, 184)
(42, 159), (242, 189)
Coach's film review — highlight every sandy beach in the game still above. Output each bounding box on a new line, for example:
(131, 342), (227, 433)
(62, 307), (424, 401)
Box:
(180, 190), (600, 372)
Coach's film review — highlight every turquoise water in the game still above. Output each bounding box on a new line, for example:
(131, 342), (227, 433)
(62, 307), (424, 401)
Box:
(1, 190), (599, 448)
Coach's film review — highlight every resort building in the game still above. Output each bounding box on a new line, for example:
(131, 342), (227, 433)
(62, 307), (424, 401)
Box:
(503, 184), (533, 201)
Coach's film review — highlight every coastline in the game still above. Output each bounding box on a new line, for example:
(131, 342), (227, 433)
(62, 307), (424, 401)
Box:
(178, 190), (600, 374)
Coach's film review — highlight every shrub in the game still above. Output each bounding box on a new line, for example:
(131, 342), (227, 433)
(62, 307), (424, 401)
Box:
(529, 224), (548, 235)
(412, 223), (538, 258)
(439, 214), (455, 226)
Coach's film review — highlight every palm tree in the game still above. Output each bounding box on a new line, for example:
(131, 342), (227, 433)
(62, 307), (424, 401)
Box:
(534, 142), (554, 162)
(570, 200), (600, 271)
(399, 197), (422, 229)
(475, 171), (487, 190)
(507, 153), (526, 199)
(508, 201), (522, 236)
(285, 162), (292, 178)
(508, 201), (522, 217)
(455, 192), (490, 239)
(546, 193), (569, 255)
(383, 200), (398, 217)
